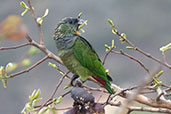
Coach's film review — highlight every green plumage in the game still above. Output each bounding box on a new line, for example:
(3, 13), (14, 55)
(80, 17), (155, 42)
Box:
(53, 17), (114, 94)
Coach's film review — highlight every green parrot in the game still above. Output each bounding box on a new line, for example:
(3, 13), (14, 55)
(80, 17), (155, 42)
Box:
(53, 17), (114, 94)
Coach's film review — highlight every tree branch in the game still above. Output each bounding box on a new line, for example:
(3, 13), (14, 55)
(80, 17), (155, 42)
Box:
(0, 42), (31, 50)
(103, 50), (111, 65)
(111, 50), (150, 73)
(40, 71), (70, 110)
(128, 106), (171, 113)
(112, 25), (171, 69)
(29, 39), (63, 64)
(27, 0), (44, 46)
(110, 83), (171, 110)
(9, 56), (48, 78)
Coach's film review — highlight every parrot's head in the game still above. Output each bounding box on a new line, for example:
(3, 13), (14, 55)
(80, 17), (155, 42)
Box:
(53, 17), (86, 40)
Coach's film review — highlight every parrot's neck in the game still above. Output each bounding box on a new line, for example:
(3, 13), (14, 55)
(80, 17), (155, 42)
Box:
(55, 35), (77, 50)
(54, 29), (75, 40)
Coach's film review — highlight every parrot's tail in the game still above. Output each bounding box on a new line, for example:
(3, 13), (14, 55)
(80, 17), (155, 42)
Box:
(93, 76), (114, 94)
(104, 82), (114, 94)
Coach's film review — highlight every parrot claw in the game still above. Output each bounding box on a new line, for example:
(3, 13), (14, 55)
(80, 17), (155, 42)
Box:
(71, 74), (84, 87)
(71, 74), (79, 86)
(75, 79), (83, 87)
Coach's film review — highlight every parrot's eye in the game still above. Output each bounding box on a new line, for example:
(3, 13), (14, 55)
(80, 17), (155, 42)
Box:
(73, 19), (79, 24)
(68, 20), (72, 24)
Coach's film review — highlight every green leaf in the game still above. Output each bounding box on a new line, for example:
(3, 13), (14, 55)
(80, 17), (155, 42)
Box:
(32, 89), (41, 100)
(78, 12), (83, 18)
(105, 44), (111, 51)
(120, 49), (124, 54)
(78, 20), (88, 30)
(20, 1), (28, 9)
(121, 33), (126, 39)
(105, 69), (109, 75)
(22, 89), (42, 113)
(0, 66), (4, 78)
(153, 77), (162, 87)
(126, 46), (135, 49)
(37, 9), (49, 25)
(46, 106), (50, 114)
(21, 104), (27, 113)
(31, 89), (36, 97)
(153, 77), (158, 83)
(155, 70), (163, 78)
(20, 1), (29, 16)
(44, 9), (49, 17)
(59, 71), (64, 76)
(111, 40), (116, 48)
(0, 66), (7, 88)
(64, 83), (71, 89)
(34, 98), (42, 102)
(5, 62), (17, 73)
(54, 96), (63, 105)
(38, 107), (49, 114)
(21, 103), (33, 114)
(160, 43), (171, 55)
(28, 46), (40, 55)
(2, 79), (7, 88)
(48, 62), (57, 68)
(80, 29), (85, 33)
(37, 17), (43, 25)
(112, 29), (117, 35)
(52, 108), (56, 114)
(107, 19), (114, 26)
(21, 9), (28, 16)
(120, 33), (126, 44)
(111, 40), (114, 48)
(21, 59), (31, 66)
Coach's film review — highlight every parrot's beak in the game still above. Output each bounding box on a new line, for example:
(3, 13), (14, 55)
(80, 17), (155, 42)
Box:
(75, 19), (87, 35)
(75, 31), (80, 36)
(78, 19), (87, 25)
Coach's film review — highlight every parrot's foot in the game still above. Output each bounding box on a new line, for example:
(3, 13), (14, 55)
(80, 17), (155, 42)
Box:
(71, 74), (79, 86)
(75, 78), (84, 87)
(71, 75), (84, 87)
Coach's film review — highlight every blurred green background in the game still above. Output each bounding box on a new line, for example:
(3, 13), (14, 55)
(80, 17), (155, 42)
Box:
(0, 0), (170, 114)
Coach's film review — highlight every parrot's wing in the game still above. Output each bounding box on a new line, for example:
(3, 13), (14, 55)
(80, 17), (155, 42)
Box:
(73, 36), (108, 82)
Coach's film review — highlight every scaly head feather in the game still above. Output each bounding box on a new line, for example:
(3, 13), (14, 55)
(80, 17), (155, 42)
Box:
(53, 17), (85, 40)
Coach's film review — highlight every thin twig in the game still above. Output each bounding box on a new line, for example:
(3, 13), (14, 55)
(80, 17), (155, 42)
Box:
(128, 106), (171, 113)
(43, 72), (70, 105)
(51, 71), (70, 99)
(61, 90), (71, 97)
(118, 70), (159, 114)
(107, 101), (121, 107)
(26, 34), (32, 42)
(161, 84), (171, 88)
(111, 50), (150, 73)
(35, 90), (71, 109)
(38, 71), (70, 110)
(97, 90), (104, 102)
(110, 82), (171, 110)
(54, 107), (72, 111)
(156, 87), (166, 101)
(83, 85), (108, 93)
(140, 90), (156, 94)
(27, 0), (44, 46)
(9, 56), (48, 78)
(112, 26), (171, 69)
(55, 67), (70, 79)
(0, 42), (31, 50)
(103, 50), (111, 65)
(112, 86), (138, 99)
(105, 94), (112, 104)
(27, 37), (63, 64)
(3, 34), (63, 79)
